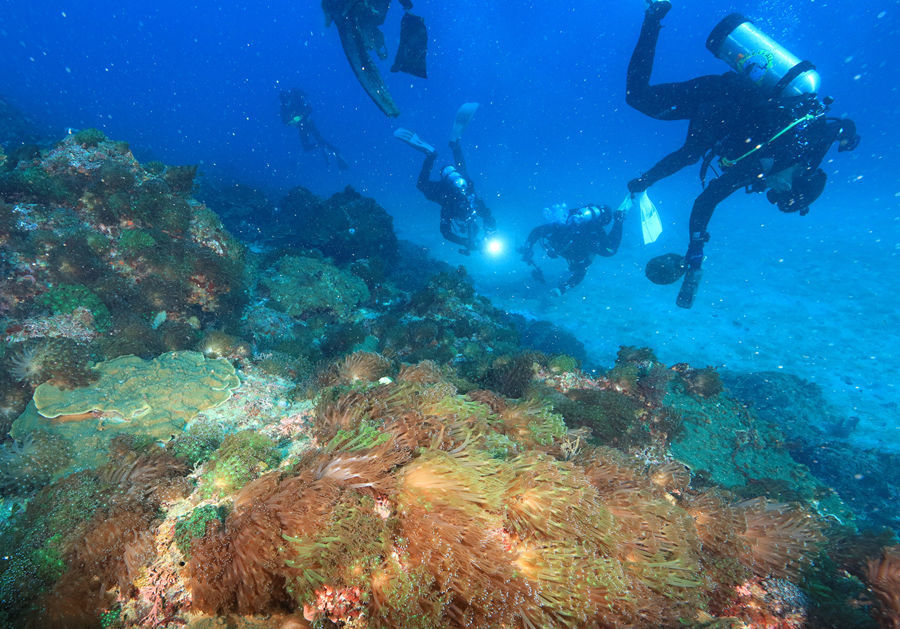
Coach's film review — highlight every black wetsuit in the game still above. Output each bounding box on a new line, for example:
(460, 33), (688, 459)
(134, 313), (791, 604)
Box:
(626, 10), (855, 308)
(279, 89), (348, 170)
(625, 12), (760, 193)
(521, 210), (624, 294)
(417, 140), (496, 250)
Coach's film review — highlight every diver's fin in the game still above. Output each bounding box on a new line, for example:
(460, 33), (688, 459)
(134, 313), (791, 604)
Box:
(335, 22), (400, 117)
(393, 128), (435, 154)
(391, 12), (428, 78)
(617, 194), (634, 215)
(638, 191), (663, 244)
(450, 102), (479, 142)
(676, 268), (702, 309)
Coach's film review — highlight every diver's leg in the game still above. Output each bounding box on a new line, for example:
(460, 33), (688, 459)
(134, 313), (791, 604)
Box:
(626, 8), (717, 121)
(676, 170), (750, 308)
(629, 119), (717, 192)
(626, 7), (688, 119)
(560, 259), (589, 294)
(449, 139), (469, 179)
(625, 8), (664, 112)
(322, 140), (349, 170)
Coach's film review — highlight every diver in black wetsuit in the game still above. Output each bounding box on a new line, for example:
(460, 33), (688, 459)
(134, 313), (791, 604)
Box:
(518, 204), (624, 296)
(279, 89), (348, 170)
(395, 106), (497, 254)
(625, 2), (758, 196)
(627, 2), (860, 309)
(416, 140), (496, 254)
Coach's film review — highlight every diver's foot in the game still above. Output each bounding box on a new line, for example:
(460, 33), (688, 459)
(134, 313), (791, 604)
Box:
(676, 267), (701, 309)
(645, 0), (671, 21)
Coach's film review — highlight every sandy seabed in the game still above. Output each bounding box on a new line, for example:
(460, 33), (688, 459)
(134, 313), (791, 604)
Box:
(458, 204), (900, 454)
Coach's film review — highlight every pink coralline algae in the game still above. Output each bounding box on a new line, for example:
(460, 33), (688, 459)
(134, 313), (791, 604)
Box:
(723, 576), (809, 628)
(535, 366), (606, 393)
(264, 407), (315, 440)
(4, 306), (98, 344)
(303, 585), (364, 623)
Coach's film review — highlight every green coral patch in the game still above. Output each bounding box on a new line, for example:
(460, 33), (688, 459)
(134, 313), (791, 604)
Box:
(12, 351), (240, 470)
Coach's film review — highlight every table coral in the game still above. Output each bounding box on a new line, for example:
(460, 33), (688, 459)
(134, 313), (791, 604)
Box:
(10, 351), (240, 469)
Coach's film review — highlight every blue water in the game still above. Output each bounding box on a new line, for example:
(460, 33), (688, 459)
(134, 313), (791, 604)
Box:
(1, 1), (898, 447)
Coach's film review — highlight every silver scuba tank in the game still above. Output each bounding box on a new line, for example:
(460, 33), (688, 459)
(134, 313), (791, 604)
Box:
(706, 14), (821, 97)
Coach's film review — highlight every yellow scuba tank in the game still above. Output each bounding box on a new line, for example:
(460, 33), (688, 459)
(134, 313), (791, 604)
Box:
(706, 14), (821, 97)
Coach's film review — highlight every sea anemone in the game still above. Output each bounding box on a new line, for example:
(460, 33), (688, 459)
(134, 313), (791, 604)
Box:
(483, 353), (539, 399)
(497, 400), (568, 450)
(197, 329), (250, 360)
(6, 339), (97, 389)
(466, 388), (508, 414)
(396, 359), (444, 384)
(677, 365), (725, 399)
(648, 461), (692, 494)
(867, 545), (900, 628)
(314, 351), (392, 388)
(8, 344), (42, 385)
(0, 430), (72, 494)
(503, 453), (614, 547)
(336, 351), (391, 384)
(737, 498), (824, 579)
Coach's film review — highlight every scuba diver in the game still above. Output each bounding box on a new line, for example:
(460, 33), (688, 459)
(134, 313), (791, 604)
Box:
(518, 203), (625, 296)
(395, 103), (497, 255)
(627, 2), (860, 309)
(321, 0), (428, 117)
(279, 89), (348, 170)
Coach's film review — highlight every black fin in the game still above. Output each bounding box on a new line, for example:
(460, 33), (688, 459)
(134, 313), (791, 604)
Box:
(391, 13), (427, 79)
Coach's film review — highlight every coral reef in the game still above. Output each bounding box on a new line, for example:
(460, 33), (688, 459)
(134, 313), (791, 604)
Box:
(0, 129), (888, 628)
(262, 254), (370, 319)
(277, 185), (399, 266)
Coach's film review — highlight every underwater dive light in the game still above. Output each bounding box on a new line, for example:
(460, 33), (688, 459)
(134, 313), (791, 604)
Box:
(485, 237), (504, 256)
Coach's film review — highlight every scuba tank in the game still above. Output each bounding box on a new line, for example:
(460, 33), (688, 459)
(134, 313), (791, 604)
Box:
(706, 14), (821, 97)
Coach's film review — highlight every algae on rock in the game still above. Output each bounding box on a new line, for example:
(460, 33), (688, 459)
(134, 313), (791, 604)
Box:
(262, 254), (369, 319)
